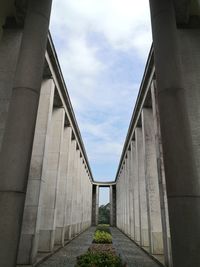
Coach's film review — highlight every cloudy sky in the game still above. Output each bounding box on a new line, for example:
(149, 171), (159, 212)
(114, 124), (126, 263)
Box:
(50, 0), (152, 203)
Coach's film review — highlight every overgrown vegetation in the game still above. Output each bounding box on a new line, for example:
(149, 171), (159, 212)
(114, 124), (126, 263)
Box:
(75, 251), (123, 267)
(98, 203), (110, 224)
(93, 230), (112, 244)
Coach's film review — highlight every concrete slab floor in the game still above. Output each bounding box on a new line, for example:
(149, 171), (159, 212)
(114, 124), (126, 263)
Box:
(36, 227), (163, 267)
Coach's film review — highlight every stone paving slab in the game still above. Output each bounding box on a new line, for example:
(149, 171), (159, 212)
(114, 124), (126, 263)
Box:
(111, 228), (163, 267)
(37, 227), (163, 267)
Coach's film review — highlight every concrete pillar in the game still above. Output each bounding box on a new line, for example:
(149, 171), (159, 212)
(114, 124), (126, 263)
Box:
(76, 156), (81, 233)
(17, 80), (54, 264)
(80, 161), (84, 231)
(126, 155), (131, 236)
(0, 29), (22, 149)
(123, 166), (126, 232)
(135, 127), (149, 248)
(149, 1), (200, 265)
(132, 139), (140, 244)
(0, 1), (52, 266)
(55, 126), (72, 246)
(151, 83), (172, 266)
(38, 107), (65, 252)
(64, 139), (76, 240)
(96, 185), (99, 225)
(142, 108), (164, 255)
(129, 146), (135, 240)
(74, 149), (80, 235)
(70, 147), (78, 237)
(110, 185), (113, 226)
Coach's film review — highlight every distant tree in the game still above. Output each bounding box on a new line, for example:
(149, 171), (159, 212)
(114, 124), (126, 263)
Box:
(98, 203), (110, 224)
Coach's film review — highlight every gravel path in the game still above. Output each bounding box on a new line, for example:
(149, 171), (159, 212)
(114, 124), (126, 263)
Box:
(38, 227), (163, 267)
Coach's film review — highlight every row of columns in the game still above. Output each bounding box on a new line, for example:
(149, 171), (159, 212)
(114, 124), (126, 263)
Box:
(116, 84), (172, 266)
(91, 184), (116, 226)
(0, 24), (93, 267)
(16, 78), (93, 265)
(116, 2), (200, 267)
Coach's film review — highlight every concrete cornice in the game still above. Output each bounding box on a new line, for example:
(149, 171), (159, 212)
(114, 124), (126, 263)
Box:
(92, 181), (116, 187)
(46, 32), (94, 182)
(115, 45), (154, 182)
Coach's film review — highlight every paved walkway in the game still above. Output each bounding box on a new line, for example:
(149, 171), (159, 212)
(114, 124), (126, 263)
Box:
(37, 227), (95, 267)
(38, 227), (162, 267)
(111, 228), (162, 267)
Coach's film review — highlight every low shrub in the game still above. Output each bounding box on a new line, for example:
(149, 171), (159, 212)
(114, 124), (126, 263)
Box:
(76, 251), (123, 267)
(93, 230), (112, 244)
(96, 224), (111, 234)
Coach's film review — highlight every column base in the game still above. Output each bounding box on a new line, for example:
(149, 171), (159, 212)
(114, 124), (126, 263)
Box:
(55, 227), (65, 246)
(17, 233), (39, 265)
(38, 230), (55, 252)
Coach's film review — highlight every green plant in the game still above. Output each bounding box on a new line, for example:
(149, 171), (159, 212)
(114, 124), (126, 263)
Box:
(76, 251), (123, 267)
(96, 225), (111, 234)
(93, 230), (112, 244)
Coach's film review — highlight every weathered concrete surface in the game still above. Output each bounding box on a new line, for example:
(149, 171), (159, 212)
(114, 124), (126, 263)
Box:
(0, 1), (52, 266)
(135, 127), (149, 248)
(149, 1), (200, 266)
(17, 79), (55, 264)
(142, 108), (163, 256)
(0, 29), (22, 149)
(39, 108), (65, 252)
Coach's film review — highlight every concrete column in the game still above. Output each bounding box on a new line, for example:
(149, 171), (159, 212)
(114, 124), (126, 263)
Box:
(0, 1), (52, 266)
(76, 156), (81, 233)
(96, 185), (99, 225)
(55, 126), (72, 246)
(135, 127), (149, 248)
(68, 139), (77, 238)
(149, 1), (200, 266)
(73, 149), (80, 236)
(80, 161), (84, 231)
(17, 79), (54, 264)
(129, 146), (135, 240)
(109, 185), (113, 226)
(142, 108), (164, 255)
(0, 29), (22, 149)
(64, 139), (76, 240)
(70, 147), (78, 237)
(151, 82), (172, 266)
(39, 107), (65, 252)
(126, 155), (131, 236)
(132, 139), (140, 244)
(122, 165), (125, 232)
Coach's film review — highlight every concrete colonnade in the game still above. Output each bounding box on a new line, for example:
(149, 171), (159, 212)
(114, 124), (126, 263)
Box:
(116, 83), (168, 265)
(115, 43), (171, 265)
(15, 76), (93, 265)
(116, 1), (200, 267)
(0, 2), (93, 265)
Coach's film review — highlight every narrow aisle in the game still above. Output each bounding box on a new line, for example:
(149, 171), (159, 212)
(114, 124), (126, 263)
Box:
(111, 228), (163, 267)
(37, 227), (96, 267)
(37, 227), (163, 267)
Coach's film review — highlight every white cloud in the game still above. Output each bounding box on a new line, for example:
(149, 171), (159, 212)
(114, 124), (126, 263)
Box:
(50, 0), (152, 56)
(50, 0), (152, 180)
